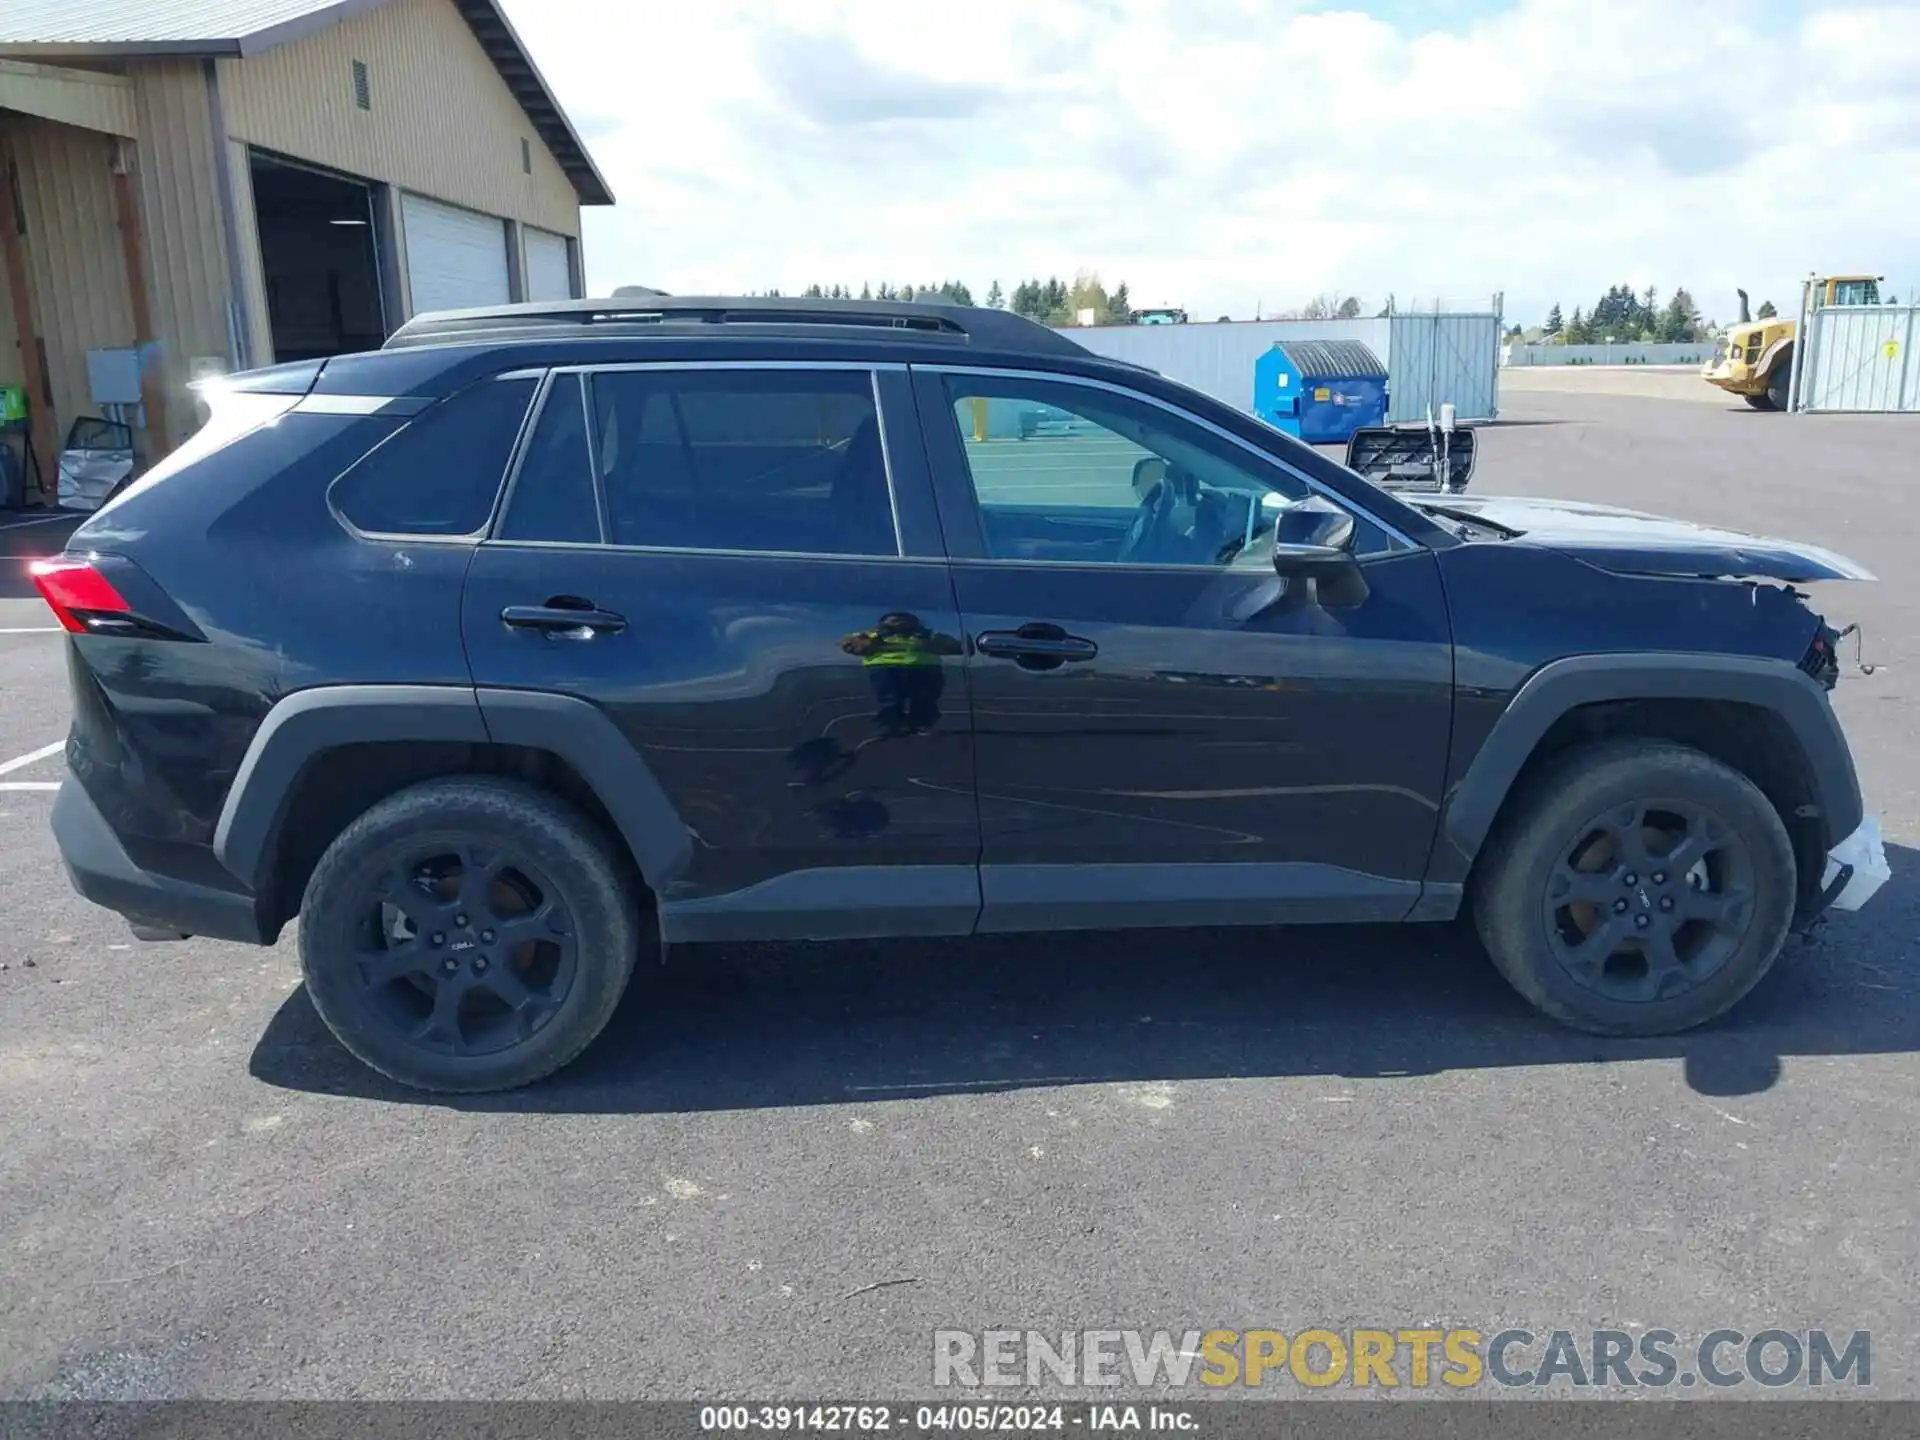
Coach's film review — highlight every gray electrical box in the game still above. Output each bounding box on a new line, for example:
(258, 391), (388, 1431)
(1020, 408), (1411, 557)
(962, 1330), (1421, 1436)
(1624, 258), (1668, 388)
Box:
(86, 345), (156, 407)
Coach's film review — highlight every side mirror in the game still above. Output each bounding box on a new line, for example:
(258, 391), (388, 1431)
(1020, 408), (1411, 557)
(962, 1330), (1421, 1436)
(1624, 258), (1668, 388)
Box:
(1267, 495), (1367, 606)
(1270, 494), (1355, 565)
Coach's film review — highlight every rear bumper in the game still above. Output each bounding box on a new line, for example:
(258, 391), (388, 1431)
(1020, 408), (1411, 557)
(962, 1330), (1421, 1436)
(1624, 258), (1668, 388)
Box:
(51, 775), (269, 945)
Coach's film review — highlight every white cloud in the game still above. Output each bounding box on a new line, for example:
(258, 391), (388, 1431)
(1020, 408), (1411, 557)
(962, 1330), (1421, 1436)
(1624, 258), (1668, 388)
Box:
(504, 0), (1920, 326)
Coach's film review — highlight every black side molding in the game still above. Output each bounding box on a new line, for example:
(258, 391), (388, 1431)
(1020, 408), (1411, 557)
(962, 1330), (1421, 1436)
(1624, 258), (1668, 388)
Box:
(661, 865), (981, 944)
(213, 685), (489, 891)
(1441, 653), (1864, 867)
(977, 861), (1422, 932)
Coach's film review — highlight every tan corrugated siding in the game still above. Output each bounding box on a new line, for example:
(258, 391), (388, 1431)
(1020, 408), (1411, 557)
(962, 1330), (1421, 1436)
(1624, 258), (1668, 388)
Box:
(222, 0), (580, 236)
(127, 58), (235, 442)
(0, 60), (138, 138)
(7, 116), (135, 444)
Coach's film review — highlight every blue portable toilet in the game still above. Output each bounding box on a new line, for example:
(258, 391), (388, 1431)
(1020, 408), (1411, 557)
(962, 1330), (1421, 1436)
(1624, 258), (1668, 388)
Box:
(1253, 340), (1389, 443)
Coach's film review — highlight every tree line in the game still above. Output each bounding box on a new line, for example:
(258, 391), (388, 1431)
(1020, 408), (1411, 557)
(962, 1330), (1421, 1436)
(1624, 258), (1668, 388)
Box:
(1541, 285), (1710, 344)
(755, 273), (1139, 325)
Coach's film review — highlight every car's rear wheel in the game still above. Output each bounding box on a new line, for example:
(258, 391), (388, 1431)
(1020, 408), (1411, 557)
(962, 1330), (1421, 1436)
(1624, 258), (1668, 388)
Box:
(1472, 740), (1795, 1035)
(300, 777), (641, 1092)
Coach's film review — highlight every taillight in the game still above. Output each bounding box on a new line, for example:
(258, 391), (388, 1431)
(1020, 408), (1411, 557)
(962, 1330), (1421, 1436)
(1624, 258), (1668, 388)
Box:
(29, 558), (132, 633)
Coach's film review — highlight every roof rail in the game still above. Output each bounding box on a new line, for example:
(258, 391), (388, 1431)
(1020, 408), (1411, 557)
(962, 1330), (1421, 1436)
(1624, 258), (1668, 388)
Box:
(383, 295), (1094, 358)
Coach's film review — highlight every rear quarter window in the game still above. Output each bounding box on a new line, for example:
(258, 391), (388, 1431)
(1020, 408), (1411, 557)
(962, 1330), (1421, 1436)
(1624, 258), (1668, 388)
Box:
(329, 374), (537, 537)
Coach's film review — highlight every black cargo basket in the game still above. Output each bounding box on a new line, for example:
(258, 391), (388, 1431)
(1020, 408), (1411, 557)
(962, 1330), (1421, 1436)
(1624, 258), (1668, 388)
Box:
(1344, 423), (1477, 493)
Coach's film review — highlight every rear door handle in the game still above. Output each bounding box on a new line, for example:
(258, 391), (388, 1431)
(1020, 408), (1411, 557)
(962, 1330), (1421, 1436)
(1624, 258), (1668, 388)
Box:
(976, 626), (1098, 662)
(501, 603), (628, 637)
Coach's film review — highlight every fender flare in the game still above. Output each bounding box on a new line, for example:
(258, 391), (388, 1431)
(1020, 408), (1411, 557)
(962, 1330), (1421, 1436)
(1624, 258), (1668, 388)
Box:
(213, 684), (692, 893)
(476, 687), (693, 885)
(1441, 653), (1862, 866)
(1757, 336), (1794, 377)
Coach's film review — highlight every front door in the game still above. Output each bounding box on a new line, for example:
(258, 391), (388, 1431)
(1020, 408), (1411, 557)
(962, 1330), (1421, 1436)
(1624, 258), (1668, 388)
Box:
(913, 367), (1454, 932)
(462, 362), (979, 940)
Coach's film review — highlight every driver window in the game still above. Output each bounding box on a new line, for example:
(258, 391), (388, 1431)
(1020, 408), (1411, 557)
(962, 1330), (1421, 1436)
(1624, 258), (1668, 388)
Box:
(942, 376), (1310, 567)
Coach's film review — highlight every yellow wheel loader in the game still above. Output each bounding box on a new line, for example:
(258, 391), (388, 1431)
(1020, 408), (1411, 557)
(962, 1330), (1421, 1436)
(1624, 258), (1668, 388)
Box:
(1703, 276), (1882, 410)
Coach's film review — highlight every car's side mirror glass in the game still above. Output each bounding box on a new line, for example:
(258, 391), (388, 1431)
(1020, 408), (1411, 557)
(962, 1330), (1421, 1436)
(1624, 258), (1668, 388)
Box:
(1270, 494), (1356, 558)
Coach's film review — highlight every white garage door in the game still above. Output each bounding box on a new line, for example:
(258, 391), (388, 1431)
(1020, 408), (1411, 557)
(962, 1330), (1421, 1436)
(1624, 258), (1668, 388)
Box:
(524, 227), (574, 302)
(402, 193), (510, 315)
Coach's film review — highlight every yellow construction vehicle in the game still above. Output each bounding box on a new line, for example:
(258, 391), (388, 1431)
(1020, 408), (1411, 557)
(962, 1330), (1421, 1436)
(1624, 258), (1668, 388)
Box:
(1703, 276), (1883, 409)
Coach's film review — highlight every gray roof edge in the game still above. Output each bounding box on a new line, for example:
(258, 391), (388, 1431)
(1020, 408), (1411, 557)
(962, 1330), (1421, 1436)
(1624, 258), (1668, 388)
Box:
(448, 0), (612, 205)
(0, 38), (243, 57)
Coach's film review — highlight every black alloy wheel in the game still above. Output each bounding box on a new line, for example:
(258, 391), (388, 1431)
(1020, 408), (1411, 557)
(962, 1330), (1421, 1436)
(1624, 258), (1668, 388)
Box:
(300, 777), (641, 1092)
(1542, 799), (1755, 1003)
(353, 842), (577, 1057)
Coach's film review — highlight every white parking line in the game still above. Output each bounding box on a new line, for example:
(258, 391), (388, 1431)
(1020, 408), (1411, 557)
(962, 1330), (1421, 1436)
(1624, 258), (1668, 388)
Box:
(0, 741), (65, 775)
(0, 626), (61, 634)
(0, 781), (59, 792)
(0, 513), (77, 531)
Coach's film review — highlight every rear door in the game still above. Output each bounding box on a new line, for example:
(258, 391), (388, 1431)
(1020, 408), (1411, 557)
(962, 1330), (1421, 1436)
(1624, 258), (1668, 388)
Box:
(461, 362), (980, 940)
(915, 365), (1456, 932)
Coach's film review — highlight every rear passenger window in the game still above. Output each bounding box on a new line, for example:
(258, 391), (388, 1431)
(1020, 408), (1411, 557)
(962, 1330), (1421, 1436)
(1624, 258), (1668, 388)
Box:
(330, 375), (535, 536)
(589, 368), (897, 556)
(499, 375), (599, 543)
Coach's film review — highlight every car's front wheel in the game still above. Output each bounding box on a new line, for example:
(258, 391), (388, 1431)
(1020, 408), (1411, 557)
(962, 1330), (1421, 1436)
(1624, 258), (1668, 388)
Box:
(1472, 740), (1796, 1035)
(300, 777), (642, 1092)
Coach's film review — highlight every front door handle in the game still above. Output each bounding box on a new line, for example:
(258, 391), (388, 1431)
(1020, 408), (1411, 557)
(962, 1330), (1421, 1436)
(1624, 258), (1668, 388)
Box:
(501, 601), (628, 637)
(975, 624), (1098, 663)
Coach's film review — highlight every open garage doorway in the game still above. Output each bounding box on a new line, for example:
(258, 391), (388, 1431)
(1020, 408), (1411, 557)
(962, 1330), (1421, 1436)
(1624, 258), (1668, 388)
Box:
(249, 153), (387, 361)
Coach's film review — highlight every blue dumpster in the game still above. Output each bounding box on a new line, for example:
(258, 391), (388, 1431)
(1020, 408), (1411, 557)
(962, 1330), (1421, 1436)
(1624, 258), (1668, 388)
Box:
(1253, 340), (1389, 444)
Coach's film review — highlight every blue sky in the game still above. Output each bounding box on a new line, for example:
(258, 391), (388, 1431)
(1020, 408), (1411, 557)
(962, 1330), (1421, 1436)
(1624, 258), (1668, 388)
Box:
(504, 0), (1920, 329)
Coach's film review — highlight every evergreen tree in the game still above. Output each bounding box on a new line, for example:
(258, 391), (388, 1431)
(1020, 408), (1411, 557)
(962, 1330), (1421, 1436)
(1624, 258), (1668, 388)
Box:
(985, 280), (1005, 309)
(1545, 303), (1563, 335)
(1108, 282), (1131, 322)
(1658, 288), (1700, 343)
(1756, 299), (1778, 319)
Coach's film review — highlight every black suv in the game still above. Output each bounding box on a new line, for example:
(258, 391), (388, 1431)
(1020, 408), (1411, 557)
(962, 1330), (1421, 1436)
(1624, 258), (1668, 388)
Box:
(36, 297), (1880, 1093)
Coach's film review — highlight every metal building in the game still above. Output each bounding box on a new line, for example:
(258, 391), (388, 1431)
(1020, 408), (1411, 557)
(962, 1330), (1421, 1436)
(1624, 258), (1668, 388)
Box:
(0, 0), (611, 487)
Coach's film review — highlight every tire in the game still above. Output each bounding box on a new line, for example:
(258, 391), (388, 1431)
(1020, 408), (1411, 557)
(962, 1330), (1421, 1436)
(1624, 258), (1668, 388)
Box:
(299, 777), (642, 1093)
(1471, 739), (1795, 1036)
(1743, 392), (1776, 411)
(1767, 350), (1793, 410)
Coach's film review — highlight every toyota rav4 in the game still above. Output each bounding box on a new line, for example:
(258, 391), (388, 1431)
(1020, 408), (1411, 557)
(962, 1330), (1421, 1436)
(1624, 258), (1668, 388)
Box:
(34, 297), (1885, 1093)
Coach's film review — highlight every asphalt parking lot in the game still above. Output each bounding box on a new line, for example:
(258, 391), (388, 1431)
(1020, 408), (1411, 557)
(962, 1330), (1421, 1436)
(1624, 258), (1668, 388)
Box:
(1, 380), (1915, 1401)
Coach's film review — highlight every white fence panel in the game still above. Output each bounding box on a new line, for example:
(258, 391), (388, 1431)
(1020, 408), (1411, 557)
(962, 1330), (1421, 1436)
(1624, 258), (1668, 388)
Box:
(1387, 312), (1501, 421)
(1800, 304), (1920, 413)
(1505, 342), (1715, 367)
